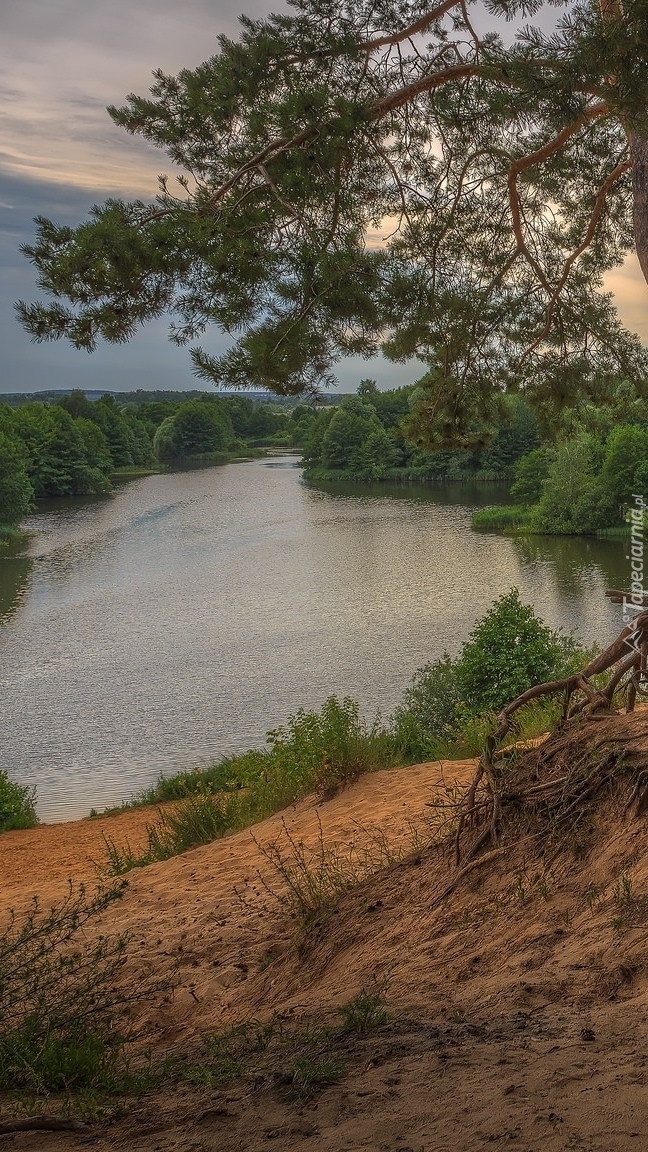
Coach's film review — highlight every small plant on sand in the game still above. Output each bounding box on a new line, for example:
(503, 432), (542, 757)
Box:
(286, 1055), (342, 1100)
(337, 988), (388, 1033)
(0, 770), (37, 833)
(0, 883), (173, 1096)
(252, 815), (401, 931)
(610, 870), (648, 931)
(102, 791), (238, 874)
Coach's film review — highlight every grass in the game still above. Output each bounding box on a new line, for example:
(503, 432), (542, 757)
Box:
(101, 697), (399, 875)
(471, 505), (532, 531)
(0, 770), (38, 833)
(0, 883), (174, 1099)
(249, 815), (411, 932)
(183, 989), (388, 1101)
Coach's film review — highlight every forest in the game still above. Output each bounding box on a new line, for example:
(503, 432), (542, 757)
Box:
(0, 390), (294, 530)
(2, 377), (648, 538)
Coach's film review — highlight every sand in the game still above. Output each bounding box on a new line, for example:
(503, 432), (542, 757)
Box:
(3, 729), (648, 1151)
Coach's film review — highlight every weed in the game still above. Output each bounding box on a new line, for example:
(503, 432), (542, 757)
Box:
(585, 885), (603, 911)
(337, 989), (388, 1033)
(610, 869), (648, 930)
(513, 871), (527, 904)
(286, 1055), (342, 1100)
(536, 875), (552, 901)
(102, 791), (237, 875)
(252, 815), (401, 931)
(0, 770), (37, 833)
(0, 883), (173, 1095)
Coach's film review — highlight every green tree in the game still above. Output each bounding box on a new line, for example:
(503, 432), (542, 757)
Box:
(600, 423), (648, 504)
(11, 406), (111, 497)
(532, 435), (615, 533)
(319, 395), (397, 474)
(153, 398), (233, 464)
(456, 589), (575, 714)
(0, 430), (34, 525)
(510, 448), (555, 505)
(479, 397), (540, 475)
(16, 0), (648, 443)
(57, 390), (95, 421)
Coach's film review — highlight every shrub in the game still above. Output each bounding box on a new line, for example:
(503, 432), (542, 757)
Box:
(456, 588), (582, 714)
(265, 696), (396, 798)
(0, 770), (37, 833)
(0, 883), (172, 1094)
(392, 655), (462, 760)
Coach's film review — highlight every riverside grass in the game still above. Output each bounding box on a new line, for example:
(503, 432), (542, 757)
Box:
(101, 694), (564, 877)
(93, 592), (592, 874)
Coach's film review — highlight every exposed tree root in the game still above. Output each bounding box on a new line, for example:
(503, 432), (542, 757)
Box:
(453, 608), (648, 866)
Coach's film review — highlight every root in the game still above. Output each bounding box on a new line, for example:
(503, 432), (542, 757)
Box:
(453, 607), (648, 864)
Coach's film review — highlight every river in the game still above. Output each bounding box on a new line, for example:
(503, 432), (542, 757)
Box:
(0, 455), (632, 821)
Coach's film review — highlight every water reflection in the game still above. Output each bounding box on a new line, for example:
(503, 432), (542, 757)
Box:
(0, 552), (34, 622)
(0, 459), (630, 822)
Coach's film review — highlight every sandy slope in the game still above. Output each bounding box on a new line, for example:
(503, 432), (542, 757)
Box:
(3, 720), (648, 1151)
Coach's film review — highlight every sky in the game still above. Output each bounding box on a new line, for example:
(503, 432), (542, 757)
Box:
(1, 0), (646, 396)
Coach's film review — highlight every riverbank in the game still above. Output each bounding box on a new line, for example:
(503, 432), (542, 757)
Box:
(5, 716), (648, 1150)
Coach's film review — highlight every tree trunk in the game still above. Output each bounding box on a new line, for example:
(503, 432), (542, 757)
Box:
(632, 135), (648, 286)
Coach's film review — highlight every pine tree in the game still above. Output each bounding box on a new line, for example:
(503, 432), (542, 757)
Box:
(15, 0), (648, 444)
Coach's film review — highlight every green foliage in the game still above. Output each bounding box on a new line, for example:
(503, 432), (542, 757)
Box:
(0, 429), (34, 525)
(532, 435), (615, 534)
(103, 791), (235, 873)
(0, 884), (171, 1094)
(471, 505), (531, 531)
(455, 589), (579, 714)
(153, 397), (233, 465)
(104, 696), (397, 874)
(0, 770), (38, 833)
(17, 1), (648, 437)
(265, 695), (395, 798)
(10, 404), (112, 497)
(510, 447), (554, 505)
(337, 989), (388, 1033)
(320, 395), (398, 477)
(287, 1055), (342, 1100)
(392, 655), (462, 761)
(600, 423), (648, 503)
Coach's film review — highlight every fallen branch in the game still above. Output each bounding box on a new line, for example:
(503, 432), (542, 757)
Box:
(0, 1115), (87, 1134)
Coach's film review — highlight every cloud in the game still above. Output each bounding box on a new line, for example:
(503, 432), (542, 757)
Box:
(0, 0), (280, 194)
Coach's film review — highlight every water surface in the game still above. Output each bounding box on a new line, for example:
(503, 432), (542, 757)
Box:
(0, 457), (630, 820)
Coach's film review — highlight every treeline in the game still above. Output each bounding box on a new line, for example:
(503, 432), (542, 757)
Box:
(474, 401), (648, 535)
(297, 380), (540, 482)
(0, 391), (295, 528)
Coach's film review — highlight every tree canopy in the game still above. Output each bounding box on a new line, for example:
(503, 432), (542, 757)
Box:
(16, 0), (648, 444)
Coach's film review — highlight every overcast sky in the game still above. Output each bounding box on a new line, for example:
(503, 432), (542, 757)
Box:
(1, 0), (646, 395)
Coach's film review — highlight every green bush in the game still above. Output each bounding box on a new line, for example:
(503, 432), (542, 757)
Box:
(104, 697), (397, 874)
(456, 588), (581, 714)
(265, 696), (396, 798)
(392, 655), (462, 760)
(0, 770), (37, 832)
(0, 884), (171, 1094)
